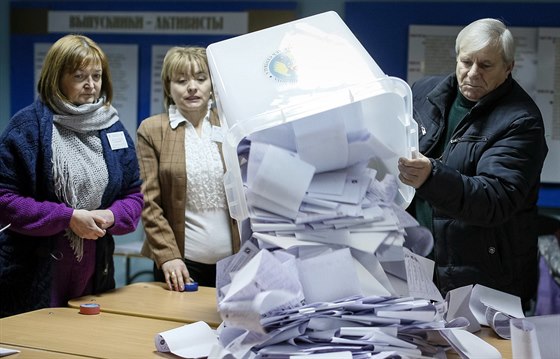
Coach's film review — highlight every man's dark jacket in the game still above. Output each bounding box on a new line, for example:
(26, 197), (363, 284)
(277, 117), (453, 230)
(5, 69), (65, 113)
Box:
(411, 73), (548, 304)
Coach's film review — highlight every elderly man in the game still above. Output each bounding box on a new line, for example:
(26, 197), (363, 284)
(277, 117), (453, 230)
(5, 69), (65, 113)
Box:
(398, 18), (548, 309)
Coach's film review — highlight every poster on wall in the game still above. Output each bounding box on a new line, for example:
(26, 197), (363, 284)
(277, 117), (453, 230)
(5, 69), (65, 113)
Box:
(103, 44), (139, 141)
(406, 25), (457, 86)
(150, 45), (171, 116)
(535, 27), (560, 184)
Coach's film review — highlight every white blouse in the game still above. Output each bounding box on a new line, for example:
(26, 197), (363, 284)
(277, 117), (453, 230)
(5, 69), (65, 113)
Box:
(168, 105), (233, 264)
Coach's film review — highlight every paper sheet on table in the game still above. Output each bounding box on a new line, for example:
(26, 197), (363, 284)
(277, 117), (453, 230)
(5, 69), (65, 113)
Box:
(222, 249), (303, 304)
(248, 144), (315, 219)
(154, 321), (218, 358)
(290, 351), (352, 359)
(378, 244), (406, 280)
(441, 328), (502, 359)
(296, 247), (363, 303)
(220, 290), (305, 334)
(485, 306), (514, 339)
(218, 251), (304, 334)
(0, 347), (19, 357)
(510, 318), (541, 359)
(445, 285), (481, 333)
(351, 254), (392, 297)
(469, 284), (524, 326)
(385, 273), (410, 297)
(521, 314), (560, 359)
(403, 248), (444, 302)
(351, 248), (396, 296)
(216, 240), (260, 301)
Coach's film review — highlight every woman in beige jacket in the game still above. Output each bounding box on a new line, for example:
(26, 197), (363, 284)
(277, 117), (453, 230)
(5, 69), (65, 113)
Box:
(136, 46), (239, 291)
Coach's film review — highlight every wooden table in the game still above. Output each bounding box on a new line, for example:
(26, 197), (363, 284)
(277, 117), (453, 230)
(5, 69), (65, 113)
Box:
(0, 308), (182, 359)
(0, 343), (88, 359)
(1, 307), (513, 359)
(446, 327), (512, 359)
(68, 281), (222, 327)
(66, 282), (513, 358)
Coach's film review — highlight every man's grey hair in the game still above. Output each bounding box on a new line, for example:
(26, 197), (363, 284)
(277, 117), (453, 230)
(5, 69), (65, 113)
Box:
(455, 18), (515, 65)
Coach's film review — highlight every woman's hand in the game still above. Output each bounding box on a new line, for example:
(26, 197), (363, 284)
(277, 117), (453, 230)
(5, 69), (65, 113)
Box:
(161, 259), (191, 292)
(69, 209), (106, 239)
(91, 209), (114, 230)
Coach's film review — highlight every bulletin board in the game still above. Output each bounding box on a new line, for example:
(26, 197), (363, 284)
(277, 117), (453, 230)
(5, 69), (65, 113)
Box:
(346, 1), (560, 206)
(9, 1), (296, 139)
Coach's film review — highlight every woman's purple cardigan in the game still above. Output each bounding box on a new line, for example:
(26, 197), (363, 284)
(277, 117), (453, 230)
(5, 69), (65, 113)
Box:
(0, 99), (143, 317)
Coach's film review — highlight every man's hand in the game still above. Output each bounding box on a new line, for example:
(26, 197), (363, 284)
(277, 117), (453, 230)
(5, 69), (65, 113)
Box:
(398, 153), (432, 189)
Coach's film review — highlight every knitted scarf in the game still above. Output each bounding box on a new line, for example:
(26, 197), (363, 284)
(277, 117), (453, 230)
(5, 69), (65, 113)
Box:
(51, 96), (119, 261)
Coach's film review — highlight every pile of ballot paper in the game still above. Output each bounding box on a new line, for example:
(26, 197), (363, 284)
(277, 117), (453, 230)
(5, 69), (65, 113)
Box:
(203, 108), (551, 358)
(209, 110), (464, 358)
(157, 280), (539, 358)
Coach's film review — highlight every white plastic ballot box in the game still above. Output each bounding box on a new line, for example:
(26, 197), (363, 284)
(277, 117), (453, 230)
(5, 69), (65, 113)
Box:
(207, 11), (418, 222)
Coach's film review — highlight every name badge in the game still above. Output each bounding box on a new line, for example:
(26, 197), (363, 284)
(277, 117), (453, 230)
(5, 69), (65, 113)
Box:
(211, 125), (224, 143)
(107, 131), (128, 150)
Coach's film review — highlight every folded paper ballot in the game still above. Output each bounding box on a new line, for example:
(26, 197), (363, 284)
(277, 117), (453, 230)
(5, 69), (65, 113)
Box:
(470, 284), (525, 327)
(0, 347), (20, 356)
(510, 318), (541, 359)
(154, 321), (218, 358)
(511, 315), (560, 359)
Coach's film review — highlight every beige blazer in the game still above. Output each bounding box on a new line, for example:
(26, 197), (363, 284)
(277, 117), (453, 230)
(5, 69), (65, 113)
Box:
(136, 112), (240, 268)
